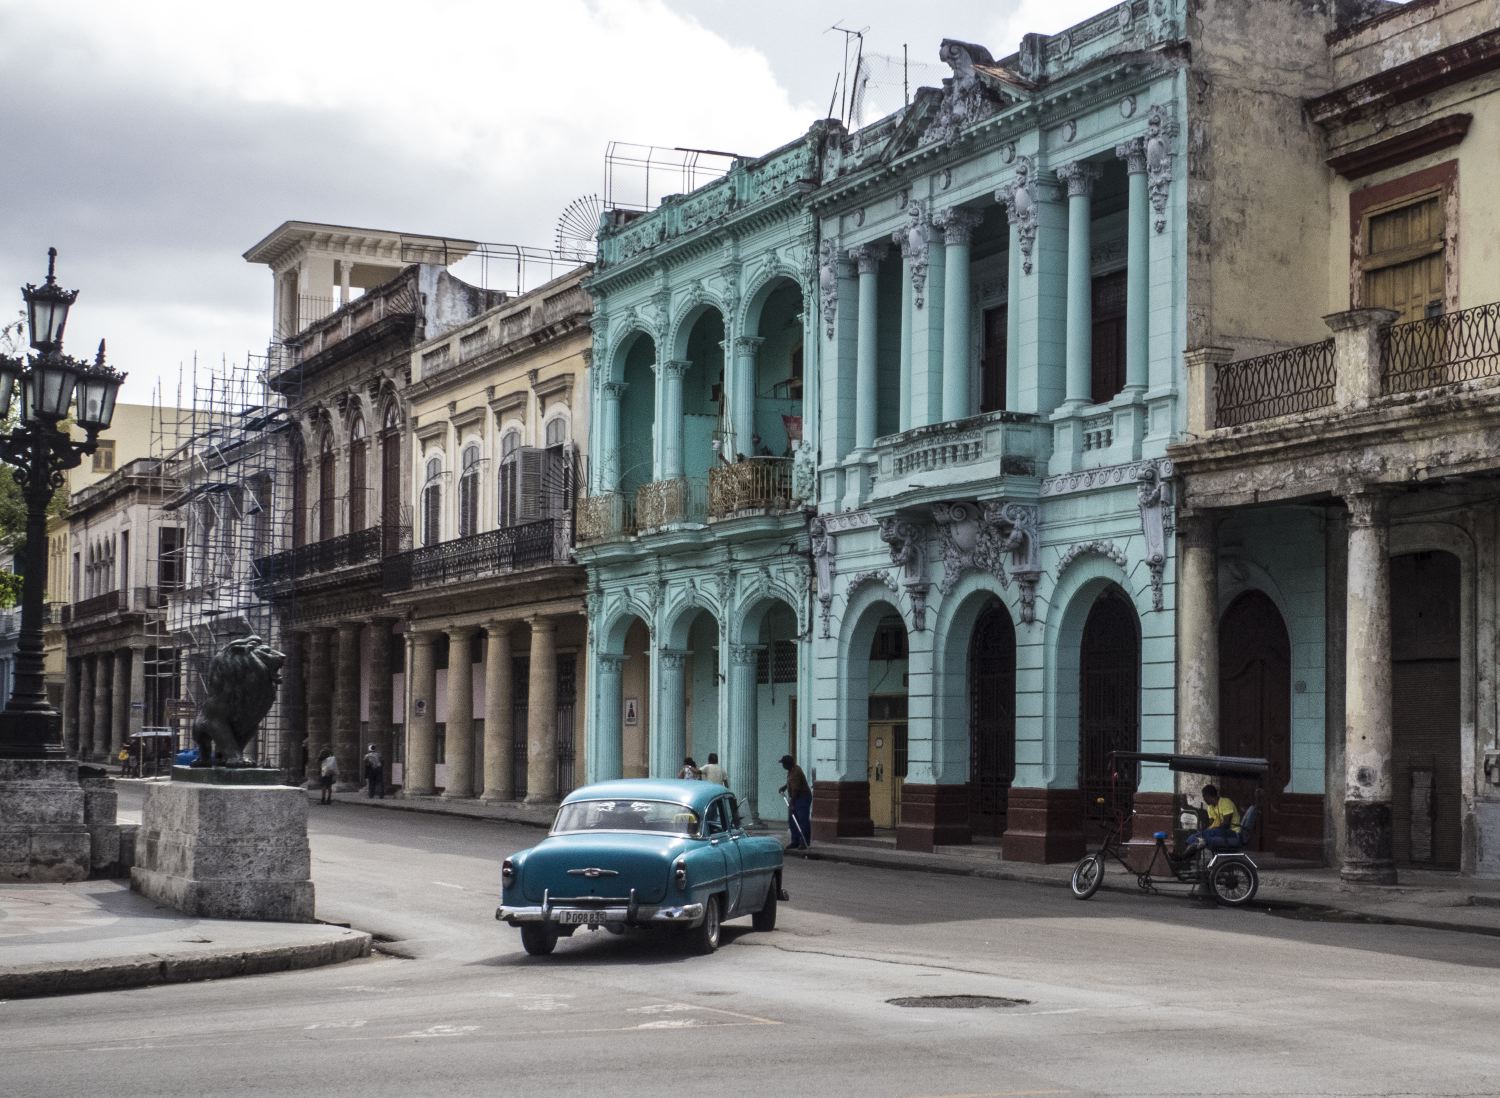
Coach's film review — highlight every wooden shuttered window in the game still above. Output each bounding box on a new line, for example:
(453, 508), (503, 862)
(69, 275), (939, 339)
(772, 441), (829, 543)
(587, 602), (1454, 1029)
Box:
(1362, 191), (1445, 324)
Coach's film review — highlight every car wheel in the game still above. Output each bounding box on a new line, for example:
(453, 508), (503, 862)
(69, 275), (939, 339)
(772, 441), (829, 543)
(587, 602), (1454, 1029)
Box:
(686, 894), (722, 955)
(752, 881), (778, 932)
(1209, 859), (1259, 906)
(520, 923), (559, 956)
(1070, 853), (1104, 900)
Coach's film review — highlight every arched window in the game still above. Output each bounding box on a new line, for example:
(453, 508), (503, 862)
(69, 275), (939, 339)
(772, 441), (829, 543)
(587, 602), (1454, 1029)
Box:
(498, 429), (521, 528)
(380, 403), (402, 551)
(422, 455), (443, 546)
(318, 434), (337, 541)
(290, 432), (308, 549)
(348, 416), (368, 533)
(544, 416), (567, 447)
(458, 443), (481, 539)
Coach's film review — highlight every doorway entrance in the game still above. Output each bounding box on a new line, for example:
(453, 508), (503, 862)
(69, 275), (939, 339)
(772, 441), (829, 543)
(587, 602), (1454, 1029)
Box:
(1217, 590), (1291, 851)
(1079, 587), (1139, 832)
(968, 601), (1015, 837)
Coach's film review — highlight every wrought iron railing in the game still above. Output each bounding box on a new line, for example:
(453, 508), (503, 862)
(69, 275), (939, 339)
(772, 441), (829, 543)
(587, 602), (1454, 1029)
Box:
(1213, 338), (1336, 428)
(64, 590), (127, 624)
(576, 493), (637, 543)
(382, 519), (569, 592)
(708, 458), (793, 518)
(253, 524), (391, 593)
(1381, 301), (1500, 395)
(636, 477), (708, 530)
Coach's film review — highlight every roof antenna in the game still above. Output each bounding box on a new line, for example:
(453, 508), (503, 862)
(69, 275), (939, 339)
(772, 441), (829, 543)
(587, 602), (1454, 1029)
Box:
(829, 22), (868, 127)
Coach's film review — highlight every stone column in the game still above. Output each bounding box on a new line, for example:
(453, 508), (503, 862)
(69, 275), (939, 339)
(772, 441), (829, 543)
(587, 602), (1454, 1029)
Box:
(1343, 490), (1396, 884)
(726, 643), (760, 824)
(365, 620), (393, 788)
(1183, 346), (1234, 434)
(304, 628), (334, 783)
(482, 623), (514, 801)
(1118, 138), (1149, 392)
(895, 236), (914, 431)
(1058, 161), (1098, 408)
(656, 649), (688, 779)
(1176, 510), (1220, 761)
(731, 337), (763, 458)
(851, 243), (886, 450)
(406, 632), (438, 796)
(94, 655), (113, 762)
(63, 657), (81, 757)
(78, 656), (96, 761)
(939, 208), (983, 423)
(444, 626), (477, 798)
(657, 361), (689, 479)
(598, 381), (626, 493)
(127, 645), (145, 743)
(524, 617), (559, 804)
(1004, 204), (1022, 412)
(333, 623), (361, 791)
(280, 630), (306, 780)
(591, 653), (625, 783)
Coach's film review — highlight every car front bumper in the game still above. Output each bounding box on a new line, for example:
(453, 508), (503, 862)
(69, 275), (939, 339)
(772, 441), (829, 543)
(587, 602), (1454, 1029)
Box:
(496, 902), (705, 927)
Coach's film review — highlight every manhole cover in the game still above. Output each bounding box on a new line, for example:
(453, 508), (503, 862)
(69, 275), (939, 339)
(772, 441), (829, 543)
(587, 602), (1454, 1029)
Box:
(886, 995), (1029, 1009)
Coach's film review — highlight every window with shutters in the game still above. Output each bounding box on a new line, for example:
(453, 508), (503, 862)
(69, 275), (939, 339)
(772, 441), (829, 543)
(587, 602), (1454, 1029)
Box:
(458, 444), (480, 539)
(318, 434), (336, 541)
(1362, 191), (1445, 324)
(422, 456), (443, 546)
(544, 416), (567, 447)
(348, 416), (367, 532)
(981, 306), (1007, 413)
(498, 430), (520, 528)
(290, 434), (307, 549)
(1090, 270), (1127, 405)
(380, 405), (401, 552)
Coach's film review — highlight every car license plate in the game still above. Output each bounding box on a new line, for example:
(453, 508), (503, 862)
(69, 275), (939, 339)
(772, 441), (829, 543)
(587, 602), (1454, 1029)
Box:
(558, 910), (607, 925)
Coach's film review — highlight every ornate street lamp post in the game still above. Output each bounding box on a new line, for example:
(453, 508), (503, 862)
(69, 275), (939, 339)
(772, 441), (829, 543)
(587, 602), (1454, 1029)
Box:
(0, 248), (125, 759)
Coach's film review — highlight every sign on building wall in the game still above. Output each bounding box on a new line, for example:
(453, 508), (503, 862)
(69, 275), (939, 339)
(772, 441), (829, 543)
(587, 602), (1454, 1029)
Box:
(623, 697), (639, 726)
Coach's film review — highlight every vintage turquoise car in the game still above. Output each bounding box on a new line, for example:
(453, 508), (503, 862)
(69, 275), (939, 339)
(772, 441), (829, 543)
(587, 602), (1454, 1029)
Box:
(496, 778), (787, 956)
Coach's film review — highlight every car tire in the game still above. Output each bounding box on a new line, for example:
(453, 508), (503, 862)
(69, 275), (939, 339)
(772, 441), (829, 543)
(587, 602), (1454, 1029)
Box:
(1070, 853), (1104, 900)
(752, 881), (778, 932)
(686, 894), (722, 955)
(1209, 859), (1259, 906)
(520, 923), (559, 956)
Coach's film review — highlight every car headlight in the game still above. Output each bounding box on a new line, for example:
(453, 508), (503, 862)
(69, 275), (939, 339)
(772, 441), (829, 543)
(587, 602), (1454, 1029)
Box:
(673, 858), (687, 891)
(502, 858), (516, 886)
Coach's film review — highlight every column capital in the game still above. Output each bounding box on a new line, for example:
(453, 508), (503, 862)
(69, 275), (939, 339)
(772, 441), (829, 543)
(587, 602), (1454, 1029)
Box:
(597, 653), (627, 673)
(848, 242), (888, 274)
(600, 380), (628, 401)
(937, 207), (984, 247)
(528, 615), (558, 634)
(731, 335), (765, 356)
(727, 642), (762, 666)
(1343, 488), (1392, 529)
(658, 647), (690, 670)
(484, 619), (512, 637)
(1115, 136), (1148, 175)
(652, 359), (691, 380)
(447, 623), (478, 640)
(410, 630), (437, 649)
(1177, 508), (1219, 549)
(337, 620), (362, 637)
(1057, 160), (1099, 198)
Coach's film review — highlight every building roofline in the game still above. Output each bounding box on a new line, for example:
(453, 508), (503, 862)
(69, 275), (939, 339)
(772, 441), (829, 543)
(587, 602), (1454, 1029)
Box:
(243, 220), (481, 268)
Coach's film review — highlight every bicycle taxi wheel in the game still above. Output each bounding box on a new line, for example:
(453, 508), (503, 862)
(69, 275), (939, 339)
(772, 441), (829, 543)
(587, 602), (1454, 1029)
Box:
(1208, 858), (1259, 905)
(1070, 853), (1105, 900)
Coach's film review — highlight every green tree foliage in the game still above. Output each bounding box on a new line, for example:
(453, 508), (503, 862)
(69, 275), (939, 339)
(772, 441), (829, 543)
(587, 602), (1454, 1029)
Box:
(0, 569), (21, 609)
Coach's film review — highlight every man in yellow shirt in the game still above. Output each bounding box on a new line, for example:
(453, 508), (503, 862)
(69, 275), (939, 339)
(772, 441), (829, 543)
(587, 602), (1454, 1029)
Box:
(1182, 783), (1241, 856)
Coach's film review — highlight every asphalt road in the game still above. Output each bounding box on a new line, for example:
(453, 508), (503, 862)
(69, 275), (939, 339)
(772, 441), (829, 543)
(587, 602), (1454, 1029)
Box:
(4, 788), (1498, 1098)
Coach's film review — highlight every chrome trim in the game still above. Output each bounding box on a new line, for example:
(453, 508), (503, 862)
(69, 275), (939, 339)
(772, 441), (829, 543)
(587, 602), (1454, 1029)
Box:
(566, 867), (620, 878)
(498, 902), (705, 925)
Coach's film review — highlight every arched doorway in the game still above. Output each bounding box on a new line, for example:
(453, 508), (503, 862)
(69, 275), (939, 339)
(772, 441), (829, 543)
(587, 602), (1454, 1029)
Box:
(968, 601), (1015, 837)
(1078, 587), (1139, 831)
(1217, 590), (1291, 851)
(1390, 550), (1461, 869)
(867, 613), (909, 831)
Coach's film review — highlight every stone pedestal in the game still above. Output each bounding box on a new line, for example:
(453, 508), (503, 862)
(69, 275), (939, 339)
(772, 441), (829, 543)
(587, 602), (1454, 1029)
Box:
(132, 781), (314, 921)
(811, 780), (873, 841)
(896, 783), (971, 851)
(0, 759), (91, 882)
(1001, 787), (1085, 864)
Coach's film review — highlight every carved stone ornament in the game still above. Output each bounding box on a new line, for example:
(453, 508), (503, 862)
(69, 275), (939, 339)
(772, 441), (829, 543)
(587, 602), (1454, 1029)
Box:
(715, 569), (735, 614)
(1056, 160), (1098, 198)
(932, 501), (1008, 596)
(849, 242), (887, 275)
(938, 207), (984, 248)
(659, 648), (689, 671)
(893, 201), (932, 308)
(1056, 539), (1129, 578)
(790, 438), (817, 505)
(922, 39), (1001, 147)
(728, 643), (760, 667)
(1116, 135), (1147, 175)
(998, 156), (1039, 275)
(878, 518), (926, 586)
(811, 517), (836, 638)
(818, 238), (840, 340)
(1136, 461), (1172, 611)
(847, 569), (899, 596)
(906, 581), (931, 633)
(189, 637), (285, 770)
(1145, 104), (1178, 233)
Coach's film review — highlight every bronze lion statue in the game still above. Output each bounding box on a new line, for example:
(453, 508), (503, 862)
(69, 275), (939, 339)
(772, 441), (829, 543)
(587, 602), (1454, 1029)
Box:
(190, 636), (286, 768)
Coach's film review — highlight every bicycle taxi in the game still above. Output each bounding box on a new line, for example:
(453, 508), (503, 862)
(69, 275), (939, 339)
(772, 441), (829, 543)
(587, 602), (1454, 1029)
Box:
(1069, 750), (1267, 906)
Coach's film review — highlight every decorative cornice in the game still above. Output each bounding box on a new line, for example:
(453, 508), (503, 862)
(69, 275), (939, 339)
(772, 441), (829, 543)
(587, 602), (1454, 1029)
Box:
(1040, 458), (1173, 497)
(1326, 114), (1471, 180)
(1307, 28), (1500, 128)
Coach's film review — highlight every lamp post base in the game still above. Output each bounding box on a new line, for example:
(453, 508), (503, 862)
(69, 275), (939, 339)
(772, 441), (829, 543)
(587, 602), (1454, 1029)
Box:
(0, 708), (68, 761)
(0, 757), (90, 882)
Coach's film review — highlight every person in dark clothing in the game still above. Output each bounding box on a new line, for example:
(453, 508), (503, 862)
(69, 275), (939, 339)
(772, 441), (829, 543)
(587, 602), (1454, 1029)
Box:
(778, 754), (812, 850)
(362, 744), (385, 799)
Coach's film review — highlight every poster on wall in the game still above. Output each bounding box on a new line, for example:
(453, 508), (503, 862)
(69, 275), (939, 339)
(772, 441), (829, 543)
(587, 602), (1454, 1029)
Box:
(623, 697), (639, 726)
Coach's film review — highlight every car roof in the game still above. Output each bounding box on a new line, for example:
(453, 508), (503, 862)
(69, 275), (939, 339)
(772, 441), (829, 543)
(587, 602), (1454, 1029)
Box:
(561, 778), (728, 813)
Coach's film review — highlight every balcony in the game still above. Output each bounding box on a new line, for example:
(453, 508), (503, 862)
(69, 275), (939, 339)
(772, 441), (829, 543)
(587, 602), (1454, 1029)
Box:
(1203, 301), (1500, 430)
(282, 276), (419, 370)
(708, 457), (794, 519)
(62, 588), (167, 625)
(636, 477), (708, 531)
(869, 410), (1045, 505)
(252, 525), (391, 596)
(576, 492), (637, 544)
(383, 519), (570, 593)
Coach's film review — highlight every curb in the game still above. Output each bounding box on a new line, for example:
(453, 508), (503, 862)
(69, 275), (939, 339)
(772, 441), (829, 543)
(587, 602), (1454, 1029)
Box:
(0, 930), (372, 1000)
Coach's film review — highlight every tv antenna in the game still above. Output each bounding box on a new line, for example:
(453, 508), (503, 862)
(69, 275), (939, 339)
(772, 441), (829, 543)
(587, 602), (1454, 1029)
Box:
(829, 22), (868, 127)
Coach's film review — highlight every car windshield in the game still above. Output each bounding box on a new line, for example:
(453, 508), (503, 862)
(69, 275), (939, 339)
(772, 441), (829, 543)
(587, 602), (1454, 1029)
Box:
(552, 799), (700, 837)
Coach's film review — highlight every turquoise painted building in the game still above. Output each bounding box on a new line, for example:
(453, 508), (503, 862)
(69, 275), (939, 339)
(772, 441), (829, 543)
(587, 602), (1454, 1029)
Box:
(579, 4), (1191, 858)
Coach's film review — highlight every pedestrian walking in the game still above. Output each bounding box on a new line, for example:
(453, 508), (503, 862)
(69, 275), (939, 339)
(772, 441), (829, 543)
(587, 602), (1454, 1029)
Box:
(699, 753), (728, 787)
(678, 756), (701, 781)
(318, 749), (336, 805)
(778, 754), (812, 850)
(362, 743), (385, 799)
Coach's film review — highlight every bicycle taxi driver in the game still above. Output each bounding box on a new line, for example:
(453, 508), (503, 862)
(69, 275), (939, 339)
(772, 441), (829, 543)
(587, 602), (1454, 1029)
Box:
(1181, 784), (1240, 858)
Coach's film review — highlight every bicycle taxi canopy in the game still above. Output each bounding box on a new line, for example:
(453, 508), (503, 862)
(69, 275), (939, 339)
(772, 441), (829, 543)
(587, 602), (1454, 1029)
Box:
(1106, 751), (1270, 781)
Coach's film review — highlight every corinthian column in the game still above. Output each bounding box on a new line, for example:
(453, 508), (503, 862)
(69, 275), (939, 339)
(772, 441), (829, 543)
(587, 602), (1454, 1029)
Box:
(731, 337), (763, 459)
(726, 643), (760, 824)
(1117, 137), (1150, 393)
(939, 208), (984, 423)
(1057, 160), (1098, 408)
(850, 243), (886, 450)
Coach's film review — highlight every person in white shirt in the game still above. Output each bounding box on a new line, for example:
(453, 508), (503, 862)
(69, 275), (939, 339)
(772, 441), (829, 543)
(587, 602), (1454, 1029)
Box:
(699, 753), (729, 787)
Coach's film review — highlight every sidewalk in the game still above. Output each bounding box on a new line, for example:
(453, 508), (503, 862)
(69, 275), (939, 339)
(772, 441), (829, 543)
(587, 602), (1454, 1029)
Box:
(323, 786), (1500, 937)
(0, 879), (371, 1001)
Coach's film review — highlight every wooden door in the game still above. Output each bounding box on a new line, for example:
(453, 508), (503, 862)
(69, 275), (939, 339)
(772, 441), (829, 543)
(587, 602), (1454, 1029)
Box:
(981, 306), (1008, 413)
(968, 602), (1016, 837)
(1079, 588), (1139, 831)
(868, 721), (898, 829)
(1218, 590), (1291, 851)
(1090, 271), (1128, 404)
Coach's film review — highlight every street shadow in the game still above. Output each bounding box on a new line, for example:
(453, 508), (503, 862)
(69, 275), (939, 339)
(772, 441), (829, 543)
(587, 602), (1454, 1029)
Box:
(472, 925), (753, 968)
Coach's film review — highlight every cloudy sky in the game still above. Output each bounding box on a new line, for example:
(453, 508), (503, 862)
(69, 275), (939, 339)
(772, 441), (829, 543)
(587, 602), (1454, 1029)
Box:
(1, 0), (1110, 403)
